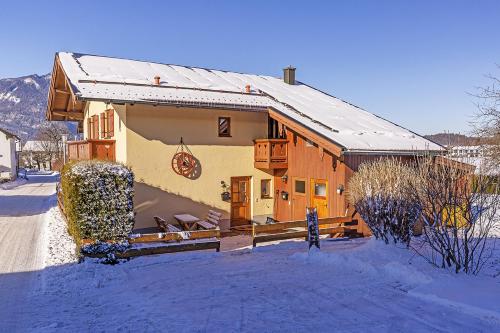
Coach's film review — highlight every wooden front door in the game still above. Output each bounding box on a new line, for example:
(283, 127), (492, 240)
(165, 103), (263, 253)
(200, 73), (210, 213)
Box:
(230, 176), (251, 226)
(310, 178), (328, 218)
(292, 177), (307, 221)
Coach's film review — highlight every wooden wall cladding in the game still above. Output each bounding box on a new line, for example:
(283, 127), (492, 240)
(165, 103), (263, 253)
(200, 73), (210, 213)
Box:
(273, 130), (347, 222)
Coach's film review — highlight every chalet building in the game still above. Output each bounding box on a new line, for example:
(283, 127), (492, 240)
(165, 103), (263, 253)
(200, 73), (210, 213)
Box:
(46, 52), (444, 232)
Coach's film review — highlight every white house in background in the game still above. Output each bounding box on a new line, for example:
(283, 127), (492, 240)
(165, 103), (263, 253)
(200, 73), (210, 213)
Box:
(0, 127), (20, 180)
(449, 145), (499, 176)
(448, 145), (483, 158)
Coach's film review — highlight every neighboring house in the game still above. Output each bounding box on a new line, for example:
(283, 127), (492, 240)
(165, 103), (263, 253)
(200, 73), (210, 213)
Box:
(449, 145), (500, 176)
(46, 52), (444, 231)
(0, 127), (20, 180)
(448, 145), (483, 158)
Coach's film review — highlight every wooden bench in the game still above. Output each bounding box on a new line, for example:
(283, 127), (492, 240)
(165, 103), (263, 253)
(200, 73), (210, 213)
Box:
(197, 210), (222, 230)
(252, 215), (359, 247)
(154, 216), (181, 233)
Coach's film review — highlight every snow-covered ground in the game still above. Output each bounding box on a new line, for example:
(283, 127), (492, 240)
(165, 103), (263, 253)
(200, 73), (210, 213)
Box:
(1, 174), (499, 332)
(18, 206), (500, 332)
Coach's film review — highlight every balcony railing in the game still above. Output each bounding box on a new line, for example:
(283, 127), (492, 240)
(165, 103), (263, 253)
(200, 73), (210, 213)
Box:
(67, 139), (116, 162)
(254, 139), (288, 169)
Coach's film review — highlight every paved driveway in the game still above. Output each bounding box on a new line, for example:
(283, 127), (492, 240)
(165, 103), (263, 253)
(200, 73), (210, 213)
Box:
(0, 173), (57, 331)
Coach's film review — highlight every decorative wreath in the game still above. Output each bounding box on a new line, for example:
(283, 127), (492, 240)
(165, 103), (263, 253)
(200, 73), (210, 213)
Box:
(171, 137), (197, 177)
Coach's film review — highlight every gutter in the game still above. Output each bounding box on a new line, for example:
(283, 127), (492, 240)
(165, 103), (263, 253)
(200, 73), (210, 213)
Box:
(75, 96), (269, 113)
(342, 149), (445, 156)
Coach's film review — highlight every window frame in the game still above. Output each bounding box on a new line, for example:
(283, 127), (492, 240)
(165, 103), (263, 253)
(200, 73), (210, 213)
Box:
(218, 116), (231, 137)
(293, 177), (307, 196)
(260, 179), (272, 199)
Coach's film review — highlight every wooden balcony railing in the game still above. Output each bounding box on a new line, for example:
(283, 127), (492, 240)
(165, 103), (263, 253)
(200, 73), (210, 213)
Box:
(254, 139), (288, 169)
(67, 139), (116, 162)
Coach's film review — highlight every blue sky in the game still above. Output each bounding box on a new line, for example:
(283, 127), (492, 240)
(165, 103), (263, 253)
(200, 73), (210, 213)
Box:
(0, 1), (498, 134)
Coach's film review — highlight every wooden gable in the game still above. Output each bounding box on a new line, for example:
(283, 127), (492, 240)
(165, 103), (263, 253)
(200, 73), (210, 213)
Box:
(46, 54), (85, 129)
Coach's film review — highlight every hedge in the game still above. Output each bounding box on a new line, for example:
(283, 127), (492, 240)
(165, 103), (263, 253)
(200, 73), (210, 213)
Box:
(60, 160), (135, 245)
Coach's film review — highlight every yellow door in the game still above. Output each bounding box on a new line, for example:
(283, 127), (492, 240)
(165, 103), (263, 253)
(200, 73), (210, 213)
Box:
(310, 179), (328, 218)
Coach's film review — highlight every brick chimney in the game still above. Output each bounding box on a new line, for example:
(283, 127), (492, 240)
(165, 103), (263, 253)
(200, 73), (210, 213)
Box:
(154, 76), (161, 85)
(283, 66), (296, 85)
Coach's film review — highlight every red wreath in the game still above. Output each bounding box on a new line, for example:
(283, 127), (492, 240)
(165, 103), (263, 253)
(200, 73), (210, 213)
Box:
(172, 138), (197, 177)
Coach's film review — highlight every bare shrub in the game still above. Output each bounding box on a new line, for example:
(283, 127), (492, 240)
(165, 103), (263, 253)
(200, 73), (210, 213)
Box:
(413, 157), (500, 274)
(348, 158), (421, 246)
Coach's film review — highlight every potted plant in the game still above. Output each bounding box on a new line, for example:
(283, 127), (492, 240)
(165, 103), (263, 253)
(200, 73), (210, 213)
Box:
(220, 181), (230, 201)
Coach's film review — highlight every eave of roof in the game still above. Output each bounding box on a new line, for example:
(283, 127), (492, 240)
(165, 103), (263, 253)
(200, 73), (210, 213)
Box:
(0, 127), (19, 140)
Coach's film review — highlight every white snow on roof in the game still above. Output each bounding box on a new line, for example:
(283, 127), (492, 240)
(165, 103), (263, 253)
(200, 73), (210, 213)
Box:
(57, 52), (443, 152)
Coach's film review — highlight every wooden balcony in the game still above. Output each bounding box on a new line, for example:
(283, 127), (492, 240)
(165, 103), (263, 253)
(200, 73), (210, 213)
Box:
(67, 139), (116, 162)
(254, 139), (288, 169)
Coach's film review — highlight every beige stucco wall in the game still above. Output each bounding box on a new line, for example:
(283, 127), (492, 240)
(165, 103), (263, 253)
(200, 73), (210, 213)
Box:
(123, 104), (274, 229)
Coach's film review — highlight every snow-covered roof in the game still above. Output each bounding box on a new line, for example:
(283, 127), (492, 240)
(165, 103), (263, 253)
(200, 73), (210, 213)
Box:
(57, 52), (443, 153)
(0, 127), (19, 140)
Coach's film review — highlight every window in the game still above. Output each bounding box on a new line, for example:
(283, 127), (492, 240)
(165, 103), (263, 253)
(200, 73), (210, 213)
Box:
(314, 182), (327, 197)
(218, 117), (231, 137)
(99, 109), (115, 138)
(261, 179), (271, 198)
(294, 178), (306, 195)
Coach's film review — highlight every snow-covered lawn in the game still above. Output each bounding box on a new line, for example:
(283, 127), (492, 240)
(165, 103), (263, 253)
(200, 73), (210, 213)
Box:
(21, 207), (500, 332)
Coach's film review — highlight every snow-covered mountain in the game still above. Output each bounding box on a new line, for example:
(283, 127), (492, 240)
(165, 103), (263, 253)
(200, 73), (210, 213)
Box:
(0, 73), (77, 140)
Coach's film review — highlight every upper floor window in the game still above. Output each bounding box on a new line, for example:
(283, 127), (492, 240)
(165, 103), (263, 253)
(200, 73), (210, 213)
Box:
(218, 117), (231, 137)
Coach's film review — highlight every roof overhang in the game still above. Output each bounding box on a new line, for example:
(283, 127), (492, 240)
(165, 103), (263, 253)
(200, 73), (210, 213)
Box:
(268, 107), (344, 157)
(46, 54), (85, 124)
(0, 128), (19, 140)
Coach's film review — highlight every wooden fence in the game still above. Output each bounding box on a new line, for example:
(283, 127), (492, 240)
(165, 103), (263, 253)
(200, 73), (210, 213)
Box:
(252, 211), (360, 247)
(83, 229), (221, 258)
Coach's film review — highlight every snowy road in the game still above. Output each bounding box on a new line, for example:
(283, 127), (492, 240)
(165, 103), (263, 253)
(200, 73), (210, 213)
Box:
(0, 174), (57, 331)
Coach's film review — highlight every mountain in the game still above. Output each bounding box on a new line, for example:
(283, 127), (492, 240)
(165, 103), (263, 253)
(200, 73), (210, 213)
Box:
(0, 73), (77, 141)
(424, 133), (480, 147)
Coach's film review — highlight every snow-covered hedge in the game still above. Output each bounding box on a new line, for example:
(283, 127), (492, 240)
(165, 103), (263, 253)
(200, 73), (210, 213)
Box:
(61, 161), (135, 243)
(348, 158), (421, 246)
